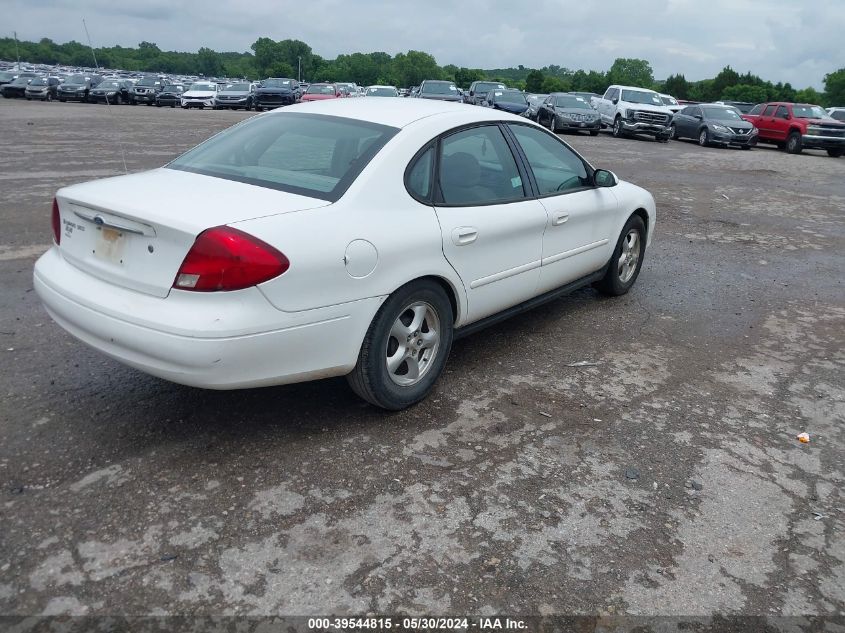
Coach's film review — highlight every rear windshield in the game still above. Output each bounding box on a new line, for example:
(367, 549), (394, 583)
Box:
(422, 82), (457, 95)
(264, 79), (293, 87)
(167, 113), (399, 202)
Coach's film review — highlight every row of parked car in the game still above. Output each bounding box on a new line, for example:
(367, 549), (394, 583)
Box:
(4, 66), (844, 157)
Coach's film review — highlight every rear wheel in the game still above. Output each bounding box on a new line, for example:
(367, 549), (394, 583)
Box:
(827, 149), (842, 158)
(786, 131), (803, 154)
(347, 280), (453, 410)
(698, 128), (710, 146)
(46, 93), (52, 102)
(594, 215), (646, 296)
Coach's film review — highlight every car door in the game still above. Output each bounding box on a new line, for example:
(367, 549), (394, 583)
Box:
(757, 104), (778, 138)
(431, 124), (548, 322)
(506, 123), (618, 293)
(674, 107), (691, 138)
(684, 106), (703, 138)
(771, 105), (791, 141)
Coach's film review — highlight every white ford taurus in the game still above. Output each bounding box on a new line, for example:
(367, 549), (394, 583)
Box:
(34, 98), (655, 409)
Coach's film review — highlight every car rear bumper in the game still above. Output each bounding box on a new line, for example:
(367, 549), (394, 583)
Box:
(802, 134), (845, 149)
(33, 247), (381, 389)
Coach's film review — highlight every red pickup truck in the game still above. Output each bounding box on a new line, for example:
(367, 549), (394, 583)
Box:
(742, 102), (845, 157)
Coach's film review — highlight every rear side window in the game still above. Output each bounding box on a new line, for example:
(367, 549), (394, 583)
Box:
(437, 126), (525, 206)
(167, 113), (398, 202)
(407, 147), (434, 201)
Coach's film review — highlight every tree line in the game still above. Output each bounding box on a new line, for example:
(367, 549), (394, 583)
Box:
(2, 36), (843, 106)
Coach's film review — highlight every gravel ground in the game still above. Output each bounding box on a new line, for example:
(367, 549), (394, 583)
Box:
(0, 99), (843, 626)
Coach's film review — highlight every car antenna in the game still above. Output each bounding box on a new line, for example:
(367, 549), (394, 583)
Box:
(82, 18), (128, 175)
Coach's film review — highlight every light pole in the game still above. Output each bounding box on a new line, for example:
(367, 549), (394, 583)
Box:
(298, 56), (302, 82)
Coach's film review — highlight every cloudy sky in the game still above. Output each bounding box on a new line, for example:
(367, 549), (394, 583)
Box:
(6, 0), (843, 88)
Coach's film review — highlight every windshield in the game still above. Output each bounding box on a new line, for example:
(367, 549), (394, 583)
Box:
(168, 113), (398, 201)
(661, 96), (679, 106)
(793, 105), (832, 119)
(66, 74), (86, 84)
(224, 83), (251, 92)
(702, 106), (742, 121)
(28, 77), (47, 86)
(493, 90), (526, 104)
(189, 83), (216, 91)
(0, 71), (15, 81)
(162, 84), (182, 92)
(367, 87), (398, 96)
(554, 95), (591, 109)
(830, 110), (845, 122)
(264, 79), (292, 88)
(621, 89), (663, 106)
(476, 82), (505, 94)
(97, 81), (120, 90)
(306, 84), (335, 95)
(422, 82), (457, 95)
(137, 77), (159, 87)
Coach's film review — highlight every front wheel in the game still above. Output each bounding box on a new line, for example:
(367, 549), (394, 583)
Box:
(612, 116), (624, 138)
(698, 128), (710, 147)
(347, 280), (453, 410)
(786, 131), (802, 154)
(669, 124), (677, 140)
(254, 105), (263, 112)
(826, 149), (842, 158)
(594, 215), (646, 296)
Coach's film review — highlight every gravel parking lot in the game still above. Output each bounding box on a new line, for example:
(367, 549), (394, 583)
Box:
(1, 100), (843, 623)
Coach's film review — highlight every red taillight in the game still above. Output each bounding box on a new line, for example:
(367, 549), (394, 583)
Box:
(51, 198), (61, 245)
(173, 226), (289, 292)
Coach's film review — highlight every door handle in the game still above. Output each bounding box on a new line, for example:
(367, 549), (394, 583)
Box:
(552, 213), (569, 226)
(452, 227), (478, 246)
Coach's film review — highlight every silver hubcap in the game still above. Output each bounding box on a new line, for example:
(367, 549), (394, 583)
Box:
(618, 230), (641, 283)
(700, 131), (707, 145)
(386, 302), (440, 387)
(670, 125), (676, 138)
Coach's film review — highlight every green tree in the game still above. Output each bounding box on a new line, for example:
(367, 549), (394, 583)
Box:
(824, 68), (845, 105)
(794, 87), (823, 105)
(663, 73), (689, 99)
(197, 47), (223, 77)
(711, 65), (740, 101)
(721, 84), (768, 103)
(454, 67), (484, 89)
(542, 76), (566, 93)
(607, 58), (653, 88)
(525, 69), (545, 93)
(389, 50), (441, 87)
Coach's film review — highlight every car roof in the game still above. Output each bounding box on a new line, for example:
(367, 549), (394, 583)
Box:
(269, 97), (527, 129)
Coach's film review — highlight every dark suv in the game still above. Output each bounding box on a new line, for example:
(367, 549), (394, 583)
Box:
(465, 80), (506, 105)
(132, 76), (164, 105)
(156, 84), (185, 107)
(57, 74), (102, 102)
(254, 78), (301, 111)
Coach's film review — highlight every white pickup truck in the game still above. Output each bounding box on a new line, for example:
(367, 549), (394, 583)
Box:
(592, 85), (675, 141)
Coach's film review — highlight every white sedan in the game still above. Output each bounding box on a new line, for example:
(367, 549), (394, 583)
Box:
(34, 99), (656, 410)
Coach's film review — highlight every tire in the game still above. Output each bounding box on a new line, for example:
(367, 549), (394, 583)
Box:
(156, 102), (162, 107)
(255, 106), (263, 112)
(46, 93), (52, 102)
(59, 98), (65, 103)
(594, 215), (646, 296)
(589, 130), (599, 136)
(669, 123), (677, 140)
(786, 131), (802, 154)
(115, 94), (123, 105)
(612, 116), (624, 138)
(548, 113), (556, 133)
(698, 128), (710, 147)
(347, 280), (453, 410)
(826, 149), (842, 158)
(741, 145), (751, 150)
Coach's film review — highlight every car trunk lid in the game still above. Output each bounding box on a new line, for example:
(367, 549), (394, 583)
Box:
(56, 168), (329, 298)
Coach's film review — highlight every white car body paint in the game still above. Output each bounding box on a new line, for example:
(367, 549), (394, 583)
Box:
(34, 98), (656, 390)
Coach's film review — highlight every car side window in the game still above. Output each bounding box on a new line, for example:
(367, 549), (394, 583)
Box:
(763, 105), (777, 116)
(508, 124), (589, 196)
(689, 107), (701, 118)
(775, 105), (789, 119)
(407, 147), (434, 201)
(437, 125), (525, 206)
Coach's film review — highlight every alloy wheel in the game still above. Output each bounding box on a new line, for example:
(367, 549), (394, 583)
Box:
(385, 302), (441, 387)
(618, 229), (641, 283)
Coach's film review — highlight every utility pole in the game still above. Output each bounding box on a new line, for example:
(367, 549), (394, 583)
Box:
(14, 31), (20, 70)
(298, 56), (301, 82)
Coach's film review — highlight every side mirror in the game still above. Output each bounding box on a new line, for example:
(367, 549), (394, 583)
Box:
(612, 98), (619, 105)
(782, 114), (791, 120)
(594, 169), (618, 188)
(694, 114), (702, 120)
